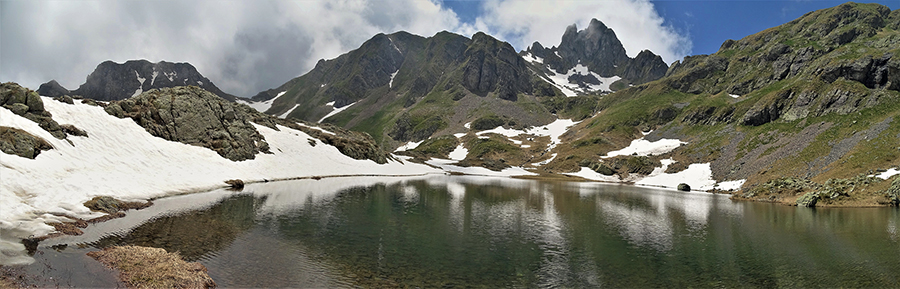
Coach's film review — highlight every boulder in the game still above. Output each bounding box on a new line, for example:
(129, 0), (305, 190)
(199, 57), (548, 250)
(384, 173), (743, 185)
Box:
(796, 192), (820, 207)
(677, 183), (691, 192)
(105, 86), (270, 161)
(1, 82), (68, 139)
(0, 126), (52, 159)
(225, 179), (244, 189)
(53, 95), (75, 104)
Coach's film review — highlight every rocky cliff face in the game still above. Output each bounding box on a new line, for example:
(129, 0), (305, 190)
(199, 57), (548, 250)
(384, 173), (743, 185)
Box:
(522, 19), (668, 94)
(259, 30), (559, 148)
(38, 60), (237, 102)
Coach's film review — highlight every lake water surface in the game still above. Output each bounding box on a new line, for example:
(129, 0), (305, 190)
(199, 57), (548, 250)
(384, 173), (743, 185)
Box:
(28, 176), (900, 287)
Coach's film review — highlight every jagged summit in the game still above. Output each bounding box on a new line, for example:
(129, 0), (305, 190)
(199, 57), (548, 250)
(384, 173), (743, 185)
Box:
(37, 60), (237, 101)
(521, 18), (668, 96)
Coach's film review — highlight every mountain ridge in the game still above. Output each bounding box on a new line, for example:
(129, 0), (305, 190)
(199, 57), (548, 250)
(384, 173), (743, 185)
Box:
(37, 60), (238, 102)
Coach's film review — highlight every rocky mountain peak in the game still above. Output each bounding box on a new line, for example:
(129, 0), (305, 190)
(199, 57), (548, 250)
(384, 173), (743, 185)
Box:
(558, 18), (629, 77)
(37, 60), (237, 102)
(520, 19), (668, 95)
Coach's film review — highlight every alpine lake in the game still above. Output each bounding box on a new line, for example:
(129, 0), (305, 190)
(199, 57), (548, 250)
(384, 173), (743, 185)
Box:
(22, 175), (900, 288)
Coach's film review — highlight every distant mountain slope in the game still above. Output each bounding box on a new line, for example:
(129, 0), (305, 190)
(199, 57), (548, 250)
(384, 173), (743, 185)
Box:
(37, 60), (238, 101)
(252, 24), (669, 149)
(520, 19), (668, 96)
(255, 31), (561, 148)
(540, 2), (900, 205)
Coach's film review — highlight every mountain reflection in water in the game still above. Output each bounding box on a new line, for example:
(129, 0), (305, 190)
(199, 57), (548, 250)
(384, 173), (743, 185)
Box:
(35, 176), (900, 287)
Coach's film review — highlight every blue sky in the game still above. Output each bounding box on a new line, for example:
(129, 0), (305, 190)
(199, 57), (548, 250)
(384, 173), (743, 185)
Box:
(2, 0), (898, 96)
(652, 0), (900, 55)
(443, 0), (900, 56)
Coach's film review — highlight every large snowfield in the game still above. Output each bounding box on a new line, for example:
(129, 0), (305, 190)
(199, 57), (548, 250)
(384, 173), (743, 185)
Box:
(0, 96), (440, 265)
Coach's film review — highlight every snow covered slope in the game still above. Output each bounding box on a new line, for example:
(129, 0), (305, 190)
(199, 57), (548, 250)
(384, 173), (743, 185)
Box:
(0, 96), (440, 265)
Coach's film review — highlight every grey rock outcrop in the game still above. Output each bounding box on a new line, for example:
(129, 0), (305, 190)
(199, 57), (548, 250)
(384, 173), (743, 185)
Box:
(0, 126), (52, 159)
(39, 60), (238, 102)
(462, 32), (535, 101)
(37, 80), (71, 98)
(1, 82), (70, 139)
(523, 19), (668, 87)
(104, 86), (269, 161)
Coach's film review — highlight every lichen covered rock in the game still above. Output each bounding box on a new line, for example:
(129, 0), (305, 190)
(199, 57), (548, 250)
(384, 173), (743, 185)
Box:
(1, 82), (68, 139)
(105, 86), (270, 161)
(797, 192), (820, 207)
(0, 126), (52, 159)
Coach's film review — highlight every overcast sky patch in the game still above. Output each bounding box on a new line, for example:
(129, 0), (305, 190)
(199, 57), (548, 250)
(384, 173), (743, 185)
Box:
(1, 0), (687, 97)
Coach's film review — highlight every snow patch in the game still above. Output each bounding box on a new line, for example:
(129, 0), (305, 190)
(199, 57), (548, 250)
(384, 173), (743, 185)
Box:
(131, 70), (145, 98)
(389, 70), (399, 88)
(425, 159), (537, 177)
(602, 138), (686, 158)
(236, 96), (278, 113)
(0, 97), (440, 265)
(532, 153), (557, 166)
(716, 179), (746, 191)
(636, 163), (717, 191)
(395, 140), (423, 152)
(318, 101), (357, 123)
(150, 70), (158, 86)
(873, 168), (900, 180)
(448, 144), (468, 161)
(534, 62), (621, 97)
(729, 94), (740, 98)
(279, 104), (300, 119)
(475, 119), (579, 151)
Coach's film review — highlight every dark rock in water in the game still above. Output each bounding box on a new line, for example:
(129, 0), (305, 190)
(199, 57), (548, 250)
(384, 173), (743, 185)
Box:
(677, 183), (691, 192)
(1, 82), (68, 139)
(796, 192), (820, 207)
(0, 126), (52, 159)
(225, 179), (244, 189)
(105, 86), (270, 161)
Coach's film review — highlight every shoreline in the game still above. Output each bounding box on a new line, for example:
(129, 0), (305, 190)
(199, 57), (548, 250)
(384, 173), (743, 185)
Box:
(3, 172), (897, 288)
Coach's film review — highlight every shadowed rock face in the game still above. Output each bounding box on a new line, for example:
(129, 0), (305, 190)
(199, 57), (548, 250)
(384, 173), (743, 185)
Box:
(38, 60), (238, 102)
(105, 86), (269, 161)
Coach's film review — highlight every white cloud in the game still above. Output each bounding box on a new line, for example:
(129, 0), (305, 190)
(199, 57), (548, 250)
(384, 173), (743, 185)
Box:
(474, 0), (691, 65)
(0, 0), (472, 97)
(0, 0), (685, 97)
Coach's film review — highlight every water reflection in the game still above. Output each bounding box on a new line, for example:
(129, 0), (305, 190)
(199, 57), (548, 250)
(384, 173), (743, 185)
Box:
(40, 176), (900, 287)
